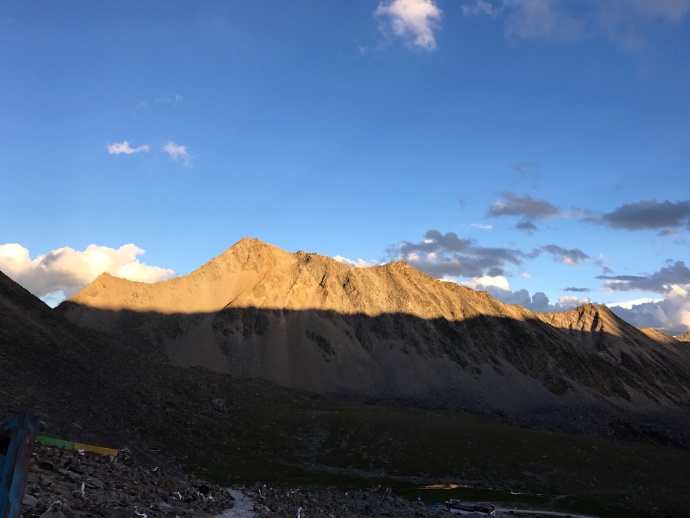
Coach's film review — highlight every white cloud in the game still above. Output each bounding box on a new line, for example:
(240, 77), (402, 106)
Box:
(107, 141), (150, 155)
(666, 284), (690, 330)
(0, 243), (175, 304)
(558, 295), (591, 307)
(464, 276), (593, 313)
(607, 297), (662, 310)
(597, 261), (690, 334)
(471, 223), (493, 230)
(607, 288), (690, 335)
(333, 255), (379, 268)
(162, 141), (192, 166)
(464, 275), (510, 290)
(375, 0), (442, 50)
(466, 275), (553, 312)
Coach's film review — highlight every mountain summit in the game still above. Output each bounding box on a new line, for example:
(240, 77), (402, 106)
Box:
(58, 238), (690, 423)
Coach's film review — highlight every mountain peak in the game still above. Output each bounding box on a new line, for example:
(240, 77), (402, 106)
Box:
(53, 238), (690, 421)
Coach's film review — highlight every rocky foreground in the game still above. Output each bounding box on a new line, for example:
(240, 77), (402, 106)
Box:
(21, 443), (448, 518)
(21, 443), (235, 517)
(232, 485), (448, 518)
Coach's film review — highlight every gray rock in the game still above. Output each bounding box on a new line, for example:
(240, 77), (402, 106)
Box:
(85, 475), (105, 488)
(58, 468), (81, 481)
(23, 493), (38, 507)
(211, 398), (227, 414)
(40, 475), (56, 487)
(154, 501), (176, 512)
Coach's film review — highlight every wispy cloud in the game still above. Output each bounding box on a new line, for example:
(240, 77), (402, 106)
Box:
(512, 160), (540, 186)
(489, 192), (566, 231)
(154, 94), (183, 107)
(628, 0), (690, 22)
(585, 199), (690, 234)
(489, 192), (563, 219)
(539, 244), (589, 266)
(162, 141), (192, 167)
(375, 0), (442, 50)
(504, 0), (585, 41)
(462, 0), (498, 17)
(471, 223), (493, 230)
(489, 195), (690, 235)
(136, 94), (183, 110)
(461, 0), (690, 48)
(0, 243), (174, 303)
(107, 141), (150, 155)
(515, 221), (538, 234)
(564, 286), (591, 293)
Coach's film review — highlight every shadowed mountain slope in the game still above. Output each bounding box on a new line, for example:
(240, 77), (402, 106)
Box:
(57, 238), (690, 424)
(0, 270), (141, 446)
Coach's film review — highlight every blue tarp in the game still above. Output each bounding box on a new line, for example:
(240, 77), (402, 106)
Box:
(0, 414), (38, 518)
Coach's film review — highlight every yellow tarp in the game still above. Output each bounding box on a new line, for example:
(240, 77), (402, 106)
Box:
(73, 442), (119, 457)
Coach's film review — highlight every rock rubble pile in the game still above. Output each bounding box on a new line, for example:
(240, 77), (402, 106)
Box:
(224, 483), (448, 517)
(21, 443), (236, 517)
(20, 443), (453, 517)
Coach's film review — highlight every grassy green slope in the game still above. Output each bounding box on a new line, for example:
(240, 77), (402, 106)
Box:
(129, 362), (690, 518)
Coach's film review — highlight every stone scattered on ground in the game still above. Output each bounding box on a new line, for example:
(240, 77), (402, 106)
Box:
(21, 443), (468, 517)
(220, 483), (449, 517)
(21, 443), (236, 517)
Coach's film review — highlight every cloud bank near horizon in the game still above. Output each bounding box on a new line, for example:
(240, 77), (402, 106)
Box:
(0, 243), (175, 304)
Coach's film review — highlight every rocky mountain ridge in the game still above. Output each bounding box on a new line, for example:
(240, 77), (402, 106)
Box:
(56, 238), (690, 423)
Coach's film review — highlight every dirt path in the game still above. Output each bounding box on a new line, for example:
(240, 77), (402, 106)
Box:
(496, 506), (597, 518)
(216, 489), (257, 517)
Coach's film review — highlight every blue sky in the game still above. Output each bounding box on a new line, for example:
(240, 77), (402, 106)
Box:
(1, 0), (689, 334)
